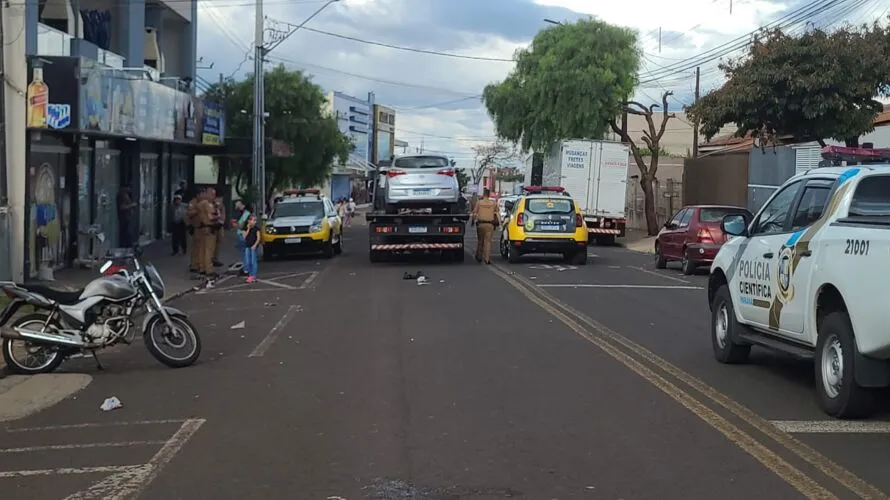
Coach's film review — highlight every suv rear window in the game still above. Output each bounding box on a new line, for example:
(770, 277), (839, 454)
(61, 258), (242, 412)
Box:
(699, 207), (751, 222)
(393, 156), (450, 169)
(526, 198), (574, 214)
(850, 175), (890, 216)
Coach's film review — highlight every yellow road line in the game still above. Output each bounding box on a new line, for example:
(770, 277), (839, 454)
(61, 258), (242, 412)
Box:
(490, 264), (883, 499)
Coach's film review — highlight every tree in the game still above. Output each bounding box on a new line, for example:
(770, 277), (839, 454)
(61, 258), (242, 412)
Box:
(686, 25), (890, 148)
(609, 91), (676, 235)
(203, 65), (352, 199)
(455, 168), (470, 190)
(482, 18), (639, 153)
(471, 139), (516, 184)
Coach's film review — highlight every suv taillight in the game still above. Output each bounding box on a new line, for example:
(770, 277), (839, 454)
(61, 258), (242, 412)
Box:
(576, 214), (583, 227)
(696, 228), (715, 244)
(516, 212), (525, 225)
(386, 169), (406, 178)
(437, 168), (455, 176)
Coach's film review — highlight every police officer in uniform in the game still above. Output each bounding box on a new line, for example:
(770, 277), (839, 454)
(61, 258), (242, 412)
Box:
(471, 188), (500, 264)
(186, 189), (203, 276)
(197, 187), (218, 277)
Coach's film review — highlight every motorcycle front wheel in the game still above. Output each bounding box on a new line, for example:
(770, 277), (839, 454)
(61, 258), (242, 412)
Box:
(143, 315), (201, 368)
(2, 314), (65, 374)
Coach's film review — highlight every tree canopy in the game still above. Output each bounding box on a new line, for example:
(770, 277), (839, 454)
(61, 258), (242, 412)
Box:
(482, 18), (640, 153)
(686, 25), (890, 147)
(203, 65), (352, 196)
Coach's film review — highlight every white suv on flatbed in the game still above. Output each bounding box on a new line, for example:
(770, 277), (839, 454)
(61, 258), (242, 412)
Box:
(709, 146), (890, 419)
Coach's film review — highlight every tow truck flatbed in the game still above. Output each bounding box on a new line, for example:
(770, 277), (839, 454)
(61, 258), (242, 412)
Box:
(366, 211), (469, 263)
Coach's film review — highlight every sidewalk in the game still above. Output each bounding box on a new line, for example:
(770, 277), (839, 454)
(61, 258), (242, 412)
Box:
(621, 228), (657, 254)
(51, 234), (243, 302)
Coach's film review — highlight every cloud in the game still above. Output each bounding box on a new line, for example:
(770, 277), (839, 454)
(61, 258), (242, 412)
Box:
(196, 0), (877, 168)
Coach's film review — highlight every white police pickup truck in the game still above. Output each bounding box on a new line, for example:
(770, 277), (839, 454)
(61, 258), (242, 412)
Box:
(709, 145), (890, 419)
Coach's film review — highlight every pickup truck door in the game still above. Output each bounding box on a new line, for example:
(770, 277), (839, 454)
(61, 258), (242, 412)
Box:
(773, 179), (834, 335)
(733, 180), (804, 330)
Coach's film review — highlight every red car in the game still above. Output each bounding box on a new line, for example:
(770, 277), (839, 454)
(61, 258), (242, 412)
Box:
(654, 205), (752, 275)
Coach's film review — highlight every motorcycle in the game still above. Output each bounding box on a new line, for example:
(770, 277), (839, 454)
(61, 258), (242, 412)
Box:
(0, 247), (201, 374)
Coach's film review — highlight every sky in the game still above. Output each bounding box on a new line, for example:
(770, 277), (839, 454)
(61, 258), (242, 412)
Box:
(195, 0), (890, 169)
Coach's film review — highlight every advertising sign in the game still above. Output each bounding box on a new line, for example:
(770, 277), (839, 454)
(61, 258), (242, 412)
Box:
(78, 58), (218, 144)
(202, 102), (224, 145)
(26, 57), (79, 130)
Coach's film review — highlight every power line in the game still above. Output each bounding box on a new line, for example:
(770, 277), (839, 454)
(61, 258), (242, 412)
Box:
(293, 26), (516, 62)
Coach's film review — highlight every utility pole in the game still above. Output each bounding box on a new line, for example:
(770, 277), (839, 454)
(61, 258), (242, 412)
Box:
(692, 66), (700, 158)
(252, 0), (264, 213)
(252, 0), (339, 214)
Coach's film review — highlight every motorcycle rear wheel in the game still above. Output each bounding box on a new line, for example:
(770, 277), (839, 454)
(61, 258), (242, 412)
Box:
(144, 316), (202, 368)
(2, 314), (65, 375)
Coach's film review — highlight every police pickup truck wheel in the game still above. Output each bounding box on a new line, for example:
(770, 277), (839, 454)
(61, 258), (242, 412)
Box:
(711, 285), (751, 364)
(815, 312), (874, 419)
(571, 249), (588, 265)
(333, 232), (344, 255)
(321, 235), (334, 259)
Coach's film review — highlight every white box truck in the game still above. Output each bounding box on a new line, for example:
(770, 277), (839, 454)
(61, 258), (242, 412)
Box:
(525, 140), (629, 245)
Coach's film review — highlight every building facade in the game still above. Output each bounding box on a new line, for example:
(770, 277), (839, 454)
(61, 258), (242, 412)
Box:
(372, 104), (395, 165)
(1, 0), (218, 281)
(323, 91), (372, 201)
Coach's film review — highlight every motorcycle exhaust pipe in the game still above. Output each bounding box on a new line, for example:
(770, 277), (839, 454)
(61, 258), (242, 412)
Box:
(2, 327), (86, 348)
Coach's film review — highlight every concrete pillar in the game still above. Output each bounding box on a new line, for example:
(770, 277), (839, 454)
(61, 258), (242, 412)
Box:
(24, 0), (37, 55)
(184, 1), (197, 85)
(5, 1), (28, 281)
(117, 0), (145, 68)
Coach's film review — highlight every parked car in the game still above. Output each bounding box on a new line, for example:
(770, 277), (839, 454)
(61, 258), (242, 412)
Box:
(654, 205), (752, 275)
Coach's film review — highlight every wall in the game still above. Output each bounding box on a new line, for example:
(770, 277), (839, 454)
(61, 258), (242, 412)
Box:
(682, 153), (749, 207)
(747, 146), (795, 212)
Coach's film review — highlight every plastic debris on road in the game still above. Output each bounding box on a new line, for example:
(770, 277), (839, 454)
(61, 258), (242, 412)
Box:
(100, 396), (122, 411)
(230, 320), (246, 330)
(417, 276), (428, 285)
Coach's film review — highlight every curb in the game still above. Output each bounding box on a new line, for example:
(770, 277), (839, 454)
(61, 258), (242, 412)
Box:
(0, 373), (92, 422)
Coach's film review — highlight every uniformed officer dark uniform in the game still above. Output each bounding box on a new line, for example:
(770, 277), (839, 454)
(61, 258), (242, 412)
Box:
(472, 189), (500, 264)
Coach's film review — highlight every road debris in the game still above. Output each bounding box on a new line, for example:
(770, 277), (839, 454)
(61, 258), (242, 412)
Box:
(230, 321), (246, 330)
(100, 396), (122, 411)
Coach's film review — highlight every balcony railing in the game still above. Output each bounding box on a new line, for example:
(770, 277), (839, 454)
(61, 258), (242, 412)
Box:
(37, 22), (127, 69)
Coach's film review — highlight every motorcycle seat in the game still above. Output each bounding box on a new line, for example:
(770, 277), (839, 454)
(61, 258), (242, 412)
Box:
(20, 283), (84, 304)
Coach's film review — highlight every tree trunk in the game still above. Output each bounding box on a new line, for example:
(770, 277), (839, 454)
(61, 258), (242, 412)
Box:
(845, 137), (860, 147)
(641, 176), (659, 236)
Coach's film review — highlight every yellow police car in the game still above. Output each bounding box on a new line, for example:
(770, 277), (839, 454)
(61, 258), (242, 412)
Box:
(261, 188), (343, 260)
(499, 186), (588, 265)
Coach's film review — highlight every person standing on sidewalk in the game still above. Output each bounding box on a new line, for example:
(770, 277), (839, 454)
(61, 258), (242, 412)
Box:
(242, 214), (260, 283)
(345, 197), (356, 227)
(197, 188), (219, 277)
(170, 195), (188, 255)
(471, 188), (500, 264)
(212, 195), (226, 267)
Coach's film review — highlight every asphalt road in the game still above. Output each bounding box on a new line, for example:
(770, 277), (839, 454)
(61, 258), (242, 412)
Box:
(1, 223), (889, 499)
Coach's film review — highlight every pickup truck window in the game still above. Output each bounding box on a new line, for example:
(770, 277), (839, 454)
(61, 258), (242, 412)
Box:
(752, 181), (802, 235)
(790, 185), (831, 230)
(849, 175), (890, 216)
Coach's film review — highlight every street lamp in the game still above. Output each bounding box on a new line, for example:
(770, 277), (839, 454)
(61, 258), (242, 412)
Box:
(543, 18), (563, 25)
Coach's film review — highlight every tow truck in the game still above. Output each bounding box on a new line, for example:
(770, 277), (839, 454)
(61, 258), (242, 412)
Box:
(366, 164), (470, 263)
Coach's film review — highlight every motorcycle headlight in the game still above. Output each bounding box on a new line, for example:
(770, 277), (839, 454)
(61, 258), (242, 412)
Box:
(310, 222), (323, 232)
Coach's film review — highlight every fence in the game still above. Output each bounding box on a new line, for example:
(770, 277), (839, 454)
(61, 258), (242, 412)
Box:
(625, 178), (683, 231)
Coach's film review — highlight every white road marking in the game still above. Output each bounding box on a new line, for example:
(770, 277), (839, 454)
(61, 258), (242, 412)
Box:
(536, 284), (703, 290)
(5, 419), (187, 433)
(587, 253), (600, 258)
(249, 305), (300, 358)
(0, 465), (141, 479)
(63, 418), (206, 500)
(301, 271), (319, 288)
(0, 440), (166, 453)
(626, 265), (692, 284)
(771, 420), (890, 434)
